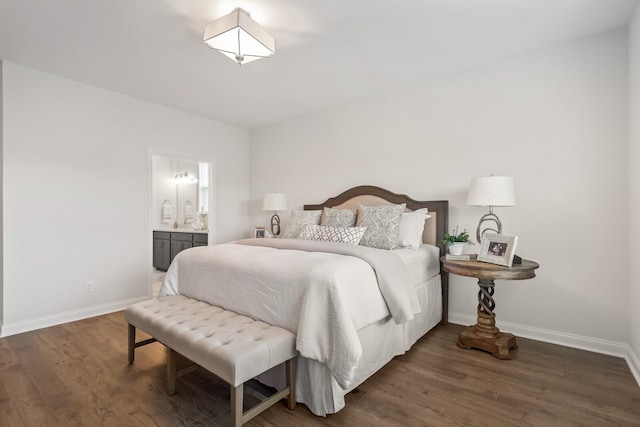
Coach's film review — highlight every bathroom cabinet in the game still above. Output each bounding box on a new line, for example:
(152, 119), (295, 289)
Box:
(153, 231), (208, 272)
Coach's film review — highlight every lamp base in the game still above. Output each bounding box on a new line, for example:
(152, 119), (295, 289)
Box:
(476, 211), (502, 243)
(270, 213), (281, 237)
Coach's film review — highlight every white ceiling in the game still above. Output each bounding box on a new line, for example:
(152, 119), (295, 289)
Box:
(0, 0), (638, 129)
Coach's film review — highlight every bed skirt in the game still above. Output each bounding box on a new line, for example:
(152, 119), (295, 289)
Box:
(258, 273), (442, 416)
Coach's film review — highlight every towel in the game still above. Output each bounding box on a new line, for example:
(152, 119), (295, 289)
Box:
(162, 200), (172, 223)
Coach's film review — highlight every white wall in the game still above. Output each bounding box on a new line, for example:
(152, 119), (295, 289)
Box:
(0, 61), (3, 329)
(1, 62), (250, 336)
(251, 30), (630, 352)
(628, 4), (640, 380)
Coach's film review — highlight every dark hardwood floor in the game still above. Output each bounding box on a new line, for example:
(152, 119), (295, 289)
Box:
(1, 312), (639, 426)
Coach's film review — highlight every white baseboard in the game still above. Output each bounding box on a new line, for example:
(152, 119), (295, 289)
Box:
(448, 312), (629, 357)
(626, 346), (640, 387)
(449, 312), (640, 388)
(0, 296), (149, 338)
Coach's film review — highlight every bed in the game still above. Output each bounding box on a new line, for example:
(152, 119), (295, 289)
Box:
(160, 185), (449, 416)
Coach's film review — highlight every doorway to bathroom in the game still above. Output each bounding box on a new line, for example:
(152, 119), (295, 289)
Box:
(150, 153), (213, 297)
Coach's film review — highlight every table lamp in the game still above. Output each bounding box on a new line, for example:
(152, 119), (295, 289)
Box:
(467, 176), (515, 243)
(263, 192), (287, 237)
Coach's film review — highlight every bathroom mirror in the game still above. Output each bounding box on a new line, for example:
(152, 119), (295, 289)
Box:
(151, 155), (210, 230)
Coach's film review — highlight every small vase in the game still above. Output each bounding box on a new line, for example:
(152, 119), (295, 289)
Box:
(449, 242), (464, 255)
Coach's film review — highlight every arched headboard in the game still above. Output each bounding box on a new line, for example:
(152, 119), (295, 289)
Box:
(304, 185), (448, 255)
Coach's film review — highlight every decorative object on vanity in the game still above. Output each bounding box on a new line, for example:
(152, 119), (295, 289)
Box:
(467, 175), (515, 243)
(441, 226), (470, 256)
(174, 171), (198, 185)
(441, 257), (539, 359)
(204, 8), (275, 65)
(477, 233), (518, 267)
(193, 211), (208, 231)
(254, 226), (266, 238)
(263, 192), (287, 237)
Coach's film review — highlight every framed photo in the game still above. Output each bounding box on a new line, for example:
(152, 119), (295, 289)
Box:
(254, 226), (266, 238)
(477, 233), (518, 267)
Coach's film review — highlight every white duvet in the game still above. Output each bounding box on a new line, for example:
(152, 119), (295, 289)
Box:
(160, 239), (420, 389)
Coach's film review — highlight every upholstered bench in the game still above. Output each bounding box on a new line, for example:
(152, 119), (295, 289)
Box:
(125, 295), (297, 426)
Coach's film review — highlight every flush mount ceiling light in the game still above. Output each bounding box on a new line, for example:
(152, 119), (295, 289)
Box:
(203, 7), (275, 65)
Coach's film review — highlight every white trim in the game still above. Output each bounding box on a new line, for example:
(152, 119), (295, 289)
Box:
(0, 296), (148, 338)
(449, 312), (628, 357)
(626, 345), (640, 387)
(449, 311), (640, 387)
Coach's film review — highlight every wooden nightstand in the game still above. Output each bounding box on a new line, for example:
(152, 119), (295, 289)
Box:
(441, 257), (540, 359)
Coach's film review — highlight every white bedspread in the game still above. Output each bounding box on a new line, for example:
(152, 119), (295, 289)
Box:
(160, 239), (420, 389)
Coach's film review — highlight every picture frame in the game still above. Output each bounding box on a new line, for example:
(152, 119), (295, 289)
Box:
(477, 233), (518, 267)
(254, 226), (266, 238)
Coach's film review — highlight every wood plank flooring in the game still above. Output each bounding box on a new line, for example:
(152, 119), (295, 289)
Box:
(1, 312), (639, 426)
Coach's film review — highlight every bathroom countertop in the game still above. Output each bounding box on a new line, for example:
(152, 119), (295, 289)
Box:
(153, 227), (209, 234)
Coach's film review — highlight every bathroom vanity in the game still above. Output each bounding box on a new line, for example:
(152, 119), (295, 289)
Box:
(153, 230), (208, 271)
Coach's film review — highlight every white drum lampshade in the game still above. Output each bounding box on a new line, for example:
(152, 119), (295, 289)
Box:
(467, 176), (515, 242)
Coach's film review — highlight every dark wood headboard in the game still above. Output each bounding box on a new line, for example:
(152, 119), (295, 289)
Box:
(304, 185), (449, 324)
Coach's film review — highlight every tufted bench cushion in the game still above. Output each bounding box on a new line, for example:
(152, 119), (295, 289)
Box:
(125, 295), (297, 426)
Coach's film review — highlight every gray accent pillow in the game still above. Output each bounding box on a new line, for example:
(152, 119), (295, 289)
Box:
(356, 204), (406, 250)
(283, 210), (322, 239)
(320, 207), (357, 227)
(299, 225), (367, 245)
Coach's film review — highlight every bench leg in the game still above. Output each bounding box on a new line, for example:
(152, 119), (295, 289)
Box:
(128, 324), (136, 363)
(167, 347), (177, 395)
(233, 358), (296, 425)
(126, 323), (157, 364)
(286, 359), (296, 410)
(231, 383), (243, 427)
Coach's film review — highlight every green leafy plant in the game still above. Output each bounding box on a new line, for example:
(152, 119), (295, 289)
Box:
(441, 226), (469, 246)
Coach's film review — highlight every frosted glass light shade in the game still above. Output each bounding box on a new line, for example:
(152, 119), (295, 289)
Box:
(263, 193), (287, 211)
(467, 176), (516, 207)
(204, 8), (275, 65)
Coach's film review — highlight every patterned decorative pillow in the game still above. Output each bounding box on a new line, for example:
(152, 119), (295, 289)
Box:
(398, 208), (432, 250)
(299, 225), (367, 245)
(283, 210), (322, 239)
(356, 204), (406, 250)
(320, 207), (357, 227)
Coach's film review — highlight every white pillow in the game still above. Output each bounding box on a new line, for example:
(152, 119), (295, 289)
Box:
(283, 210), (322, 239)
(398, 208), (432, 250)
(299, 225), (367, 245)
